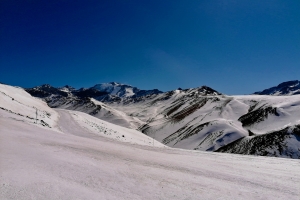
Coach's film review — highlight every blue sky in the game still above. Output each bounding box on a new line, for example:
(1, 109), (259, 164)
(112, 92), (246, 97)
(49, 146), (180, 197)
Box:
(1, 0), (300, 94)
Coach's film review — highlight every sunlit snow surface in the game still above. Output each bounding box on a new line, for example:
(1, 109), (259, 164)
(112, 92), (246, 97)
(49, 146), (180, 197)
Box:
(1, 115), (300, 199)
(0, 84), (161, 147)
(24, 82), (300, 157)
(1, 84), (300, 199)
(0, 84), (59, 129)
(108, 90), (300, 155)
(92, 82), (135, 97)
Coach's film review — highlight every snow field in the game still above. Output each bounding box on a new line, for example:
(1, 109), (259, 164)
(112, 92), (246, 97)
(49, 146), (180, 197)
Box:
(56, 109), (164, 147)
(1, 117), (300, 200)
(1, 83), (300, 199)
(0, 84), (59, 130)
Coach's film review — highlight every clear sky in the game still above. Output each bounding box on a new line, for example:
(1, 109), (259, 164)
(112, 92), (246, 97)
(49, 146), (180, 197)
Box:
(1, 0), (300, 94)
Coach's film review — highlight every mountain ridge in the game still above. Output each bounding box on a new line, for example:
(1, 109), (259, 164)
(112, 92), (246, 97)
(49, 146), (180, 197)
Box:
(254, 80), (300, 96)
(20, 80), (300, 159)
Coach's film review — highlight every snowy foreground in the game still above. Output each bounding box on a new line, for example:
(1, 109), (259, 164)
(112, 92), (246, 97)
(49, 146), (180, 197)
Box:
(1, 116), (300, 200)
(1, 84), (300, 199)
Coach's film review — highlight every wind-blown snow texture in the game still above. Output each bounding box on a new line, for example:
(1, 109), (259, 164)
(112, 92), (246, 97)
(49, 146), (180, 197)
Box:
(25, 81), (300, 158)
(1, 83), (300, 199)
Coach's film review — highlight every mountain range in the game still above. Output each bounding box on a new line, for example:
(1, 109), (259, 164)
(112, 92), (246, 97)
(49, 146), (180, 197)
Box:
(2, 82), (298, 199)
(19, 80), (300, 159)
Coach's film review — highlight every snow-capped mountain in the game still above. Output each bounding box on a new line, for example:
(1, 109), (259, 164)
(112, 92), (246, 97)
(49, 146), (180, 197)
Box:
(0, 83), (163, 146)
(58, 85), (76, 93)
(2, 82), (299, 199)
(25, 83), (162, 129)
(91, 82), (163, 98)
(111, 90), (247, 152)
(108, 90), (300, 158)
(26, 84), (70, 98)
(27, 82), (163, 100)
(254, 80), (300, 95)
(24, 81), (300, 158)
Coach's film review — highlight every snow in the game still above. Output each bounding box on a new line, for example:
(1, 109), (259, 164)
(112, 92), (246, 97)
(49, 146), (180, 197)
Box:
(56, 109), (163, 147)
(253, 80), (300, 95)
(59, 88), (69, 92)
(124, 87), (134, 97)
(1, 83), (300, 199)
(111, 86), (121, 95)
(0, 83), (160, 147)
(110, 94), (250, 150)
(91, 82), (158, 98)
(0, 84), (59, 129)
(93, 82), (118, 93)
(235, 94), (300, 134)
(90, 98), (143, 129)
(92, 82), (132, 97)
(1, 116), (300, 199)
(48, 95), (143, 129)
(107, 91), (300, 153)
(58, 86), (74, 93)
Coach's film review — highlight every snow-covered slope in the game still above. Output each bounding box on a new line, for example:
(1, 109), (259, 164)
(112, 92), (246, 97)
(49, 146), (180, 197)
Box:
(56, 109), (162, 146)
(0, 83), (59, 129)
(1, 113), (300, 199)
(23, 82), (300, 158)
(112, 90), (248, 152)
(254, 80), (300, 95)
(46, 95), (143, 129)
(0, 83), (163, 146)
(108, 90), (300, 158)
(1, 82), (300, 199)
(217, 125), (300, 158)
(26, 83), (162, 128)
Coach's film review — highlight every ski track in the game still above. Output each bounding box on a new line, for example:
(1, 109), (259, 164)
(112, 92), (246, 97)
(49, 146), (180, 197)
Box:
(1, 115), (300, 200)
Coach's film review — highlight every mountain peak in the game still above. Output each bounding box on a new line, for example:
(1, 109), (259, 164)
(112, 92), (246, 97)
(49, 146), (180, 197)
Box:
(191, 85), (222, 96)
(109, 82), (122, 85)
(63, 85), (74, 88)
(254, 80), (300, 96)
(277, 80), (299, 88)
(91, 82), (162, 98)
(26, 84), (68, 98)
(59, 85), (76, 92)
(40, 84), (53, 88)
